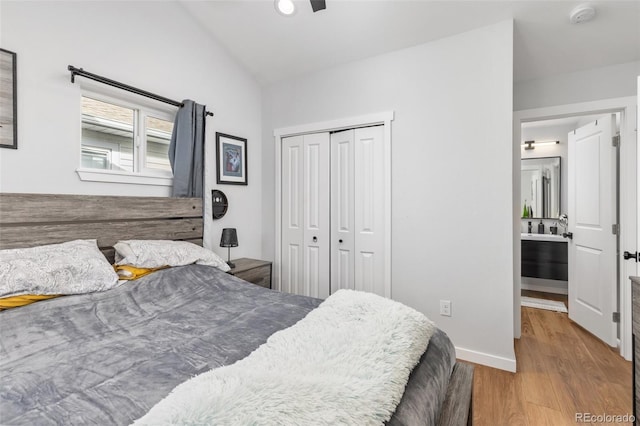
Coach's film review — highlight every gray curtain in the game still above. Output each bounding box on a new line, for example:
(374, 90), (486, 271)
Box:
(168, 100), (206, 197)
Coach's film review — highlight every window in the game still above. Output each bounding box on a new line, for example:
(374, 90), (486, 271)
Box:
(81, 146), (111, 170)
(144, 115), (173, 172)
(78, 93), (176, 185)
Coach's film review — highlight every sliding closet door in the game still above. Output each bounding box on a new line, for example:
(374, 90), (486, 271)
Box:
(330, 130), (356, 293)
(281, 136), (304, 295)
(281, 133), (330, 297)
(353, 126), (386, 295)
(330, 126), (385, 295)
(303, 133), (330, 299)
(281, 125), (387, 298)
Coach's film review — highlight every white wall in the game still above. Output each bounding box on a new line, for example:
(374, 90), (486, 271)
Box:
(262, 21), (516, 370)
(514, 60), (640, 111)
(0, 1), (263, 259)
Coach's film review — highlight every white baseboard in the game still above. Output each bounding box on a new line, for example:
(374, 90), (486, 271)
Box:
(521, 283), (568, 295)
(455, 346), (516, 372)
(521, 277), (568, 295)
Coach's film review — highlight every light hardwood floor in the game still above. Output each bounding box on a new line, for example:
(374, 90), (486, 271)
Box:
(471, 291), (632, 425)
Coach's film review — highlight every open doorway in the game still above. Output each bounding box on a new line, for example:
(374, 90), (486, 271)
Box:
(510, 100), (637, 422)
(513, 96), (637, 361)
(520, 113), (620, 342)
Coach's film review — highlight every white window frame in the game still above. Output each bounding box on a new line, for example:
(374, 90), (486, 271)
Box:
(76, 90), (175, 187)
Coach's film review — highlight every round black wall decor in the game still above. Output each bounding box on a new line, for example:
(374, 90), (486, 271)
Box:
(211, 190), (228, 219)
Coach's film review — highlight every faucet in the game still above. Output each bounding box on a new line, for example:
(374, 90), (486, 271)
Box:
(559, 214), (572, 239)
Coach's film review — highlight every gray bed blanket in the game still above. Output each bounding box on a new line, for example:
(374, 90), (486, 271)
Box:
(0, 265), (455, 425)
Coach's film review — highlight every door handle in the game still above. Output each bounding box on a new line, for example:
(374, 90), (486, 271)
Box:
(624, 251), (638, 262)
(562, 232), (573, 240)
(312, 236), (317, 243)
(339, 239), (343, 243)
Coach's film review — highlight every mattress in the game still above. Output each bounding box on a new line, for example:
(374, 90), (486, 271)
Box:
(0, 265), (455, 425)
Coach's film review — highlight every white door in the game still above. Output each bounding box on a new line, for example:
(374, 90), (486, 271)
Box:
(353, 126), (386, 295)
(330, 129), (355, 293)
(302, 133), (330, 299)
(281, 133), (330, 297)
(330, 126), (386, 295)
(568, 114), (617, 346)
(281, 135), (304, 295)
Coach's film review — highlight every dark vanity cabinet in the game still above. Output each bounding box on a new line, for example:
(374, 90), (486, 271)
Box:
(521, 240), (568, 281)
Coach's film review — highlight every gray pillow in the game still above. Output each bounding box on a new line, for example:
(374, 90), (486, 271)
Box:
(114, 240), (230, 272)
(0, 239), (119, 298)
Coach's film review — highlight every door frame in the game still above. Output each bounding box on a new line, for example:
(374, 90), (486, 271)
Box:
(513, 96), (637, 360)
(273, 111), (394, 298)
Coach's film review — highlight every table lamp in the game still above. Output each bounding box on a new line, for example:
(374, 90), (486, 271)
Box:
(220, 228), (238, 268)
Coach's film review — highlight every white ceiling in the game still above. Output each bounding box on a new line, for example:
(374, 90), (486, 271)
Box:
(180, 0), (640, 86)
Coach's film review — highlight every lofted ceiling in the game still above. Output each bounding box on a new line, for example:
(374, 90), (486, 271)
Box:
(180, 1), (640, 86)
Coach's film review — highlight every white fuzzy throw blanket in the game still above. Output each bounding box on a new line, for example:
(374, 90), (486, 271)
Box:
(133, 290), (435, 425)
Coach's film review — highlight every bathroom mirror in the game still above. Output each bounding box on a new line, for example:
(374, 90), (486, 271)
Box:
(521, 156), (561, 219)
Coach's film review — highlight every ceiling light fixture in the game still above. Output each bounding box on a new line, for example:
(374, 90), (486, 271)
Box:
(569, 4), (596, 24)
(275, 0), (296, 16)
(522, 140), (560, 150)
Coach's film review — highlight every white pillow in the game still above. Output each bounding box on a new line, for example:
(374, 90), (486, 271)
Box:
(0, 239), (119, 298)
(114, 240), (230, 272)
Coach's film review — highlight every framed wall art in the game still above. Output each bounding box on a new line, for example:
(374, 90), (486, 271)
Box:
(0, 48), (17, 149)
(216, 132), (247, 185)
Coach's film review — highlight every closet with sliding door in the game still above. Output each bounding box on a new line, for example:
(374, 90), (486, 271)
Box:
(279, 125), (389, 299)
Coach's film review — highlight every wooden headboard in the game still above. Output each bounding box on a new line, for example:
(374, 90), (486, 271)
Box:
(0, 193), (203, 263)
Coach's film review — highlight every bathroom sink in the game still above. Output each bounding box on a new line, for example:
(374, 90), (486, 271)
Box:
(521, 233), (568, 242)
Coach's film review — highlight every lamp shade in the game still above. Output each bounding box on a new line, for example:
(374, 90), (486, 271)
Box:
(220, 228), (238, 248)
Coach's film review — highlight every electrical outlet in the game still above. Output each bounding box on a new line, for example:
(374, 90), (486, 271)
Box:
(440, 300), (452, 317)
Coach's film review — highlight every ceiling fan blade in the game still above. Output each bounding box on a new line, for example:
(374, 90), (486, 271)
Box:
(310, 0), (326, 12)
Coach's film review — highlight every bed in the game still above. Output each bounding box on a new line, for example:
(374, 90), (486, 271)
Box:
(0, 193), (473, 425)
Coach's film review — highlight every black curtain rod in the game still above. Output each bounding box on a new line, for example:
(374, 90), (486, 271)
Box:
(67, 65), (214, 117)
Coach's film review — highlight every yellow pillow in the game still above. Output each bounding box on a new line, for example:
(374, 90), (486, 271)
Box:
(114, 265), (168, 280)
(0, 294), (60, 311)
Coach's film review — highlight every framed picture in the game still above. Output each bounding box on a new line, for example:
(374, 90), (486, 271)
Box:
(216, 132), (247, 185)
(0, 48), (17, 149)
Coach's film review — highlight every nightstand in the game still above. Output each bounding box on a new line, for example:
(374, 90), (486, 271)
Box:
(228, 258), (272, 289)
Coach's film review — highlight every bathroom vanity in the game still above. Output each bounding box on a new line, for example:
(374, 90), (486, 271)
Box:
(521, 234), (568, 281)
(520, 155), (567, 282)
